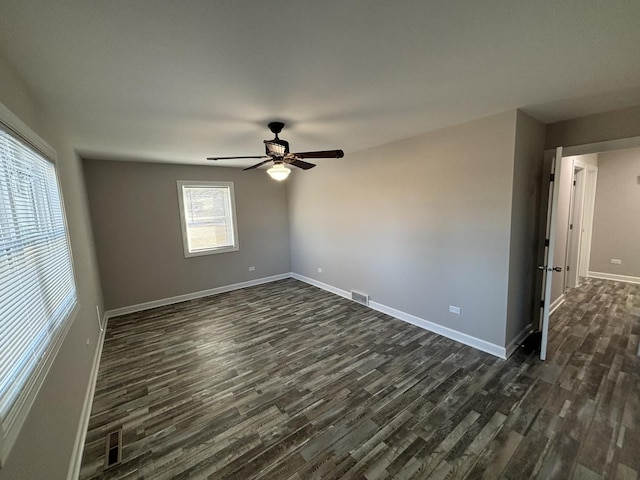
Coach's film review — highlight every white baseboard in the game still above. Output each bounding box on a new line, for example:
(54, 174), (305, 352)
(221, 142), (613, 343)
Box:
(290, 273), (351, 300)
(369, 300), (507, 358)
(105, 273), (292, 318)
(588, 271), (640, 285)
(67, 316), (107, 480)
(291, 273), (507, 359)
(550, 294), (565, 314)
(505, 325), (533, 359)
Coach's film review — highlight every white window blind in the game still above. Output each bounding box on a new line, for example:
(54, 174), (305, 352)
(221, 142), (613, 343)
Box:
(0, 121), (77, 465)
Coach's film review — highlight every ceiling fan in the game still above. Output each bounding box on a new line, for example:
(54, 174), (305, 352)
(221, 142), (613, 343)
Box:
(207, 122), (344, 181)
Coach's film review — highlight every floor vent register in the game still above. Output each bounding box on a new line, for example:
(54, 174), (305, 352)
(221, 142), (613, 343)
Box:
(104, 428), (122, 469)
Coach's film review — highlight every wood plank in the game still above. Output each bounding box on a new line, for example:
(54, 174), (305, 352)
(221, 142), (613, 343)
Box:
(77, 277), (640, 480)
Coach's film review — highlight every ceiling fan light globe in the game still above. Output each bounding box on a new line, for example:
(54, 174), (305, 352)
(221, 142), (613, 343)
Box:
(267, 164), (291, 181)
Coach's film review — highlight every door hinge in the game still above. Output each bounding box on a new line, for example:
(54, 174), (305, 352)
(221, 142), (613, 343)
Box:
(566, 265), (570, 271)
(573, 180), (576, 186)
(544, 238), (550, 247)
(540, 300), (545, 308)
(550, 173), (555, 182)
(569, 223), (573, 230)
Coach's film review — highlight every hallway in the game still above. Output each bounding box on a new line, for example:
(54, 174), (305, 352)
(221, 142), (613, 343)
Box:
(529, 277), (640, 479)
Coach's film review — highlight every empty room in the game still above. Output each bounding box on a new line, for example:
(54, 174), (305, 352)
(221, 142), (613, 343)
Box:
(0, 2), (639, 479)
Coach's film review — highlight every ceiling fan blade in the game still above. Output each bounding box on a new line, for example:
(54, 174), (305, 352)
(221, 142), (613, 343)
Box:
(243, 159), (273, 171)
(288, 159), (316, 170)
(207, 155), (269, 161)
(290, 149), (344, 159)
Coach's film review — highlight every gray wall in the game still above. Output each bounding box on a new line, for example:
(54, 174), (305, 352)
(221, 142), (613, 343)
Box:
(505, 111), (546, 345)
(288, 111), (518, 348)
(0, 55), (104, 479)
(83, 160), (291, 310)
(589, 148), (640, 277)
(546, 104), (640, 149)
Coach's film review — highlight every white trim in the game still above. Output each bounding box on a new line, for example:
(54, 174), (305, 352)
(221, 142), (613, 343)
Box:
(559, 135), (640, 157)
(550, 294), (565, 314)
(505, 325), (534, 359)
(291, 273), (507, 359)
(0, 306), (79, 466)
(105, 273), (291, 318)
(176, 180), (240, 258)
(588, 271), (640, 285)
(564, 162), (586, 291)
(67, 317), (107, 480)
(579, 165), (598, 277)
(369, 300), (506, 359)
(290, 273), (351, 300)
(0, 101), (56, 161)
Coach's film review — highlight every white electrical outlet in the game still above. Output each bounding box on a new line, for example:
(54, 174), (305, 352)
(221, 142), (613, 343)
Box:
(449, 305), (461, 315)
(249, 266), (255, 271)
(318, 267), (323, 273)
(610, 259), (622, 265)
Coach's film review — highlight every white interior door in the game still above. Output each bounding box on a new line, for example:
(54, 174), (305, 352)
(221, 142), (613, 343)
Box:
(539, 147), (564, 360)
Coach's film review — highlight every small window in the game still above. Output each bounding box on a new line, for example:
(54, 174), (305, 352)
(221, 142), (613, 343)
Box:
(177, 181), (239, 257)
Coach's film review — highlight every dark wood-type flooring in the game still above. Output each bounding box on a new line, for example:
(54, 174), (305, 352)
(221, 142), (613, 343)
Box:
(80, 277), (640, 479)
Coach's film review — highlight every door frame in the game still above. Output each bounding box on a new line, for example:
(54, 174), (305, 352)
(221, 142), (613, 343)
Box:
(564, 162), (586, 290)
(561, 135), (640, 157)
(578, 164), (598, 277)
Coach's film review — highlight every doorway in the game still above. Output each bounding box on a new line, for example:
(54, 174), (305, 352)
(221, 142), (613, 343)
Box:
(538, 135), (640, 360)
(559, 153), (598, 294)
(564, 165), (585, 290)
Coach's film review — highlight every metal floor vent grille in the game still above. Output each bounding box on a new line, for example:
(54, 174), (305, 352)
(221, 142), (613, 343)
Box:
(351, 290), (370, 306)
(104, 428), (122, 469)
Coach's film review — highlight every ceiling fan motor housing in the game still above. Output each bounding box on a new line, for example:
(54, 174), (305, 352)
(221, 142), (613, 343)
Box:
(264, 138), (289, 156)
(265, 123), (289, 156)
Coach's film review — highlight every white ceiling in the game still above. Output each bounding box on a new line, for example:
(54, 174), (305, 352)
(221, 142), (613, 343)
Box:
(1, 0), (640, 167)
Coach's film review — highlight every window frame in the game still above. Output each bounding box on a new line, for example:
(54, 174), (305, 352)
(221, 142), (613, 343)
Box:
(176, 180), (239, 257)
(0, 100), (78, 467)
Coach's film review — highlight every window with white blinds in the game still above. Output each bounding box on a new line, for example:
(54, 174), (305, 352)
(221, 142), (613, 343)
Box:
(0, 119), (77, 465)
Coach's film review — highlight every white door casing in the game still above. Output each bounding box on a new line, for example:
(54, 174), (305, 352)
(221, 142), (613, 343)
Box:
(566, 164), (586, 289)
(578, 165), (599, 277)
